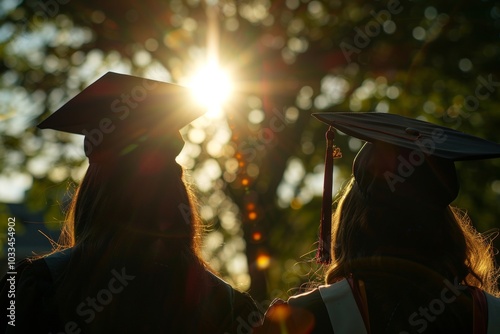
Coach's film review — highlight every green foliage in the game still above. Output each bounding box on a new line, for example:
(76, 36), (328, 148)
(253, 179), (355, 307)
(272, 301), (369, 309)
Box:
(1, 0), (500, 301)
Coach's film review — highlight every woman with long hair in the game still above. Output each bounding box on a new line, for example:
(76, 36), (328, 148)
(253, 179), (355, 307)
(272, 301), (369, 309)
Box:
(258, 112), (500, 334)
(0, 72), (261, 333)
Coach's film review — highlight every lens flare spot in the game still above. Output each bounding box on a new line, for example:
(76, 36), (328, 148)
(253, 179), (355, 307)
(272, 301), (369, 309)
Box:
(187, 63), (233, 118)
(256, 254), (271, 270)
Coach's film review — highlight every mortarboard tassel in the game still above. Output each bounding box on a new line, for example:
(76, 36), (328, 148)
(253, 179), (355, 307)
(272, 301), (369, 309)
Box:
(316, 127), (337, 264)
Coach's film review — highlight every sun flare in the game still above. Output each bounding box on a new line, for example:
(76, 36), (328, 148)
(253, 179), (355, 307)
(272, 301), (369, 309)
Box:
(187, 63), (233, 118)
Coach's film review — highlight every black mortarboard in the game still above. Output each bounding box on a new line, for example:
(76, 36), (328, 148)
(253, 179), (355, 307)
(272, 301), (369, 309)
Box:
(38, 72), (205, 163)
(312, 111), (500, 264)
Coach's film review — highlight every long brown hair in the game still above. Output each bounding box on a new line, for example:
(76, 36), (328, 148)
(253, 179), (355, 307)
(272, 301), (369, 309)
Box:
(325, 177), (499, 296)
(56, 146), (205, 259)
(48, 147), (214, 328)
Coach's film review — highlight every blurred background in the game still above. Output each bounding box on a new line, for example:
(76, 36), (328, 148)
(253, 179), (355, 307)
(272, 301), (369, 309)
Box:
(1, 0), (500, 306)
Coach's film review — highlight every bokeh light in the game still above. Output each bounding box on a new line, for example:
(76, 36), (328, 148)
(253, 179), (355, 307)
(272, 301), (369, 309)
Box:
(252, 232), (262, 241)
(256, 253), (271, 270)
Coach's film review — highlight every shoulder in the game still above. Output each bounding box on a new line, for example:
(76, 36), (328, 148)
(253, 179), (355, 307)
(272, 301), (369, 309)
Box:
(289, 287), (333, 332)
(3, 257), (52, 291)
(18, 249), (71, 283)
(206, 270), (250, 299)
(10, 250), (73, 309)
(207, 271), (262, 314)
(12, 253), (66, 301)
(203, 271), (263, 332)
(288, 287), (323, 307)
(0, 256), (63, 333)
(255, 287), (334, 334)
(288, 279), (351, 308)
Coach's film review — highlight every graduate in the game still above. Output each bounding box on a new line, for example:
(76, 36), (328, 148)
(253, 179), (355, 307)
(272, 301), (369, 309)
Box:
(0, 72), (261, 333)
(257, 112), (500, 334)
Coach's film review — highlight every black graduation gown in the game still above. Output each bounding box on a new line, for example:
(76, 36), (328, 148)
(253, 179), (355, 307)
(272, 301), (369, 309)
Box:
(257, 277), (500, 334)
(0, 251), (262, 334)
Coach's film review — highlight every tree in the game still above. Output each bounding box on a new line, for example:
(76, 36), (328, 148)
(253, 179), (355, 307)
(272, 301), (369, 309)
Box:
(1, 0), (500, 304)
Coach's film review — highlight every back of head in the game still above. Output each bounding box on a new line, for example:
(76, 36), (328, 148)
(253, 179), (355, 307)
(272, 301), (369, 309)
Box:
(341, 142), (469, 279)
(328, 178), (468, 280)
(353, 142), (459, 210)
(71, 146), (200, 263)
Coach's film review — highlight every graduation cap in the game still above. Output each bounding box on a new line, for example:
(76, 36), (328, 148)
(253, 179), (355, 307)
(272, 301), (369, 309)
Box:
(312, 112), (500, 264)
(38, 72), (206, 163)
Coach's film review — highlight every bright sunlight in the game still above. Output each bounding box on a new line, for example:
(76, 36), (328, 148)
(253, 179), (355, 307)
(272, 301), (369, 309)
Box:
(186, 63), (233, 118)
